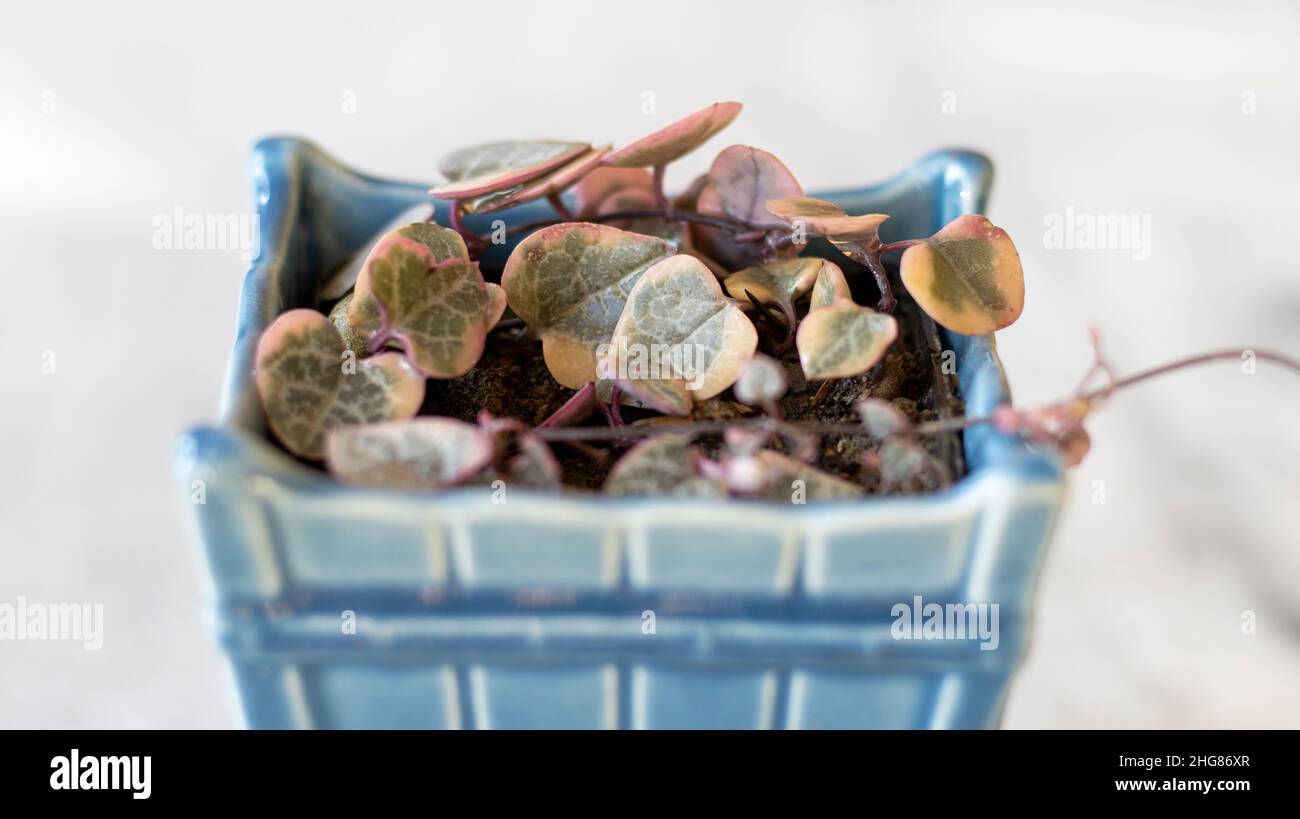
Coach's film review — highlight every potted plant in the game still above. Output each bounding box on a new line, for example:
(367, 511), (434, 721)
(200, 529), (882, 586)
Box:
(176, 101), (1069, 729)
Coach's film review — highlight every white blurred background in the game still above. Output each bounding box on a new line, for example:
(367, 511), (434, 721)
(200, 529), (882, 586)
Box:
(1, 0), (1297, 728)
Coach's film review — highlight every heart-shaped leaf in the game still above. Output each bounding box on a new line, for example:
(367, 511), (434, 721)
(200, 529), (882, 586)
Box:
(796, 299), (898, 380)
(429, 141), (590, 199)
(345, 223), (471, 333)
(899, 214), (1025, 335)
(704, 145), (803, 228)
(608, 255), (759, 414)
(603, 101), (743, 168)
(767, 197), (889, 246)
(723, 257), (824, 320)
(501, 223), (676, 388)
(254, 309), (425, 460)
(464, 146), (610, 215)
(348, 235), (490, 378)
(320, 204), (436, 301)
(808, 259), (851, 310)
(573, 166), (654, 217)
(326, 418), (494, 490)
(603, 434), (726, 497)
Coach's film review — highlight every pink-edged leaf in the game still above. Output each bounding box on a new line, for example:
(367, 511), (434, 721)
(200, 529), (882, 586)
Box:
(603, 102), (743, 168)
(328, 292), (369, 358)
(609, 255), (759, 415)
(464, 145), (610, 215)
(345, 223), (471, 333)
(573, 166), (654, 217)
(501, 223), (676, 388)
(767, 197), (889, 246)
(484, 282), (508, 328)
(705, 145), (803, 228)
(349, 236), (490, 378)
(899, 214), (1025, 335)
(254, 309), (425, 460)
(326, 418), (495, 490)
(429, 141), (590, 199)
(603, 434), (727, 497)
(320, 204), (436, 301)
(796, 299), (898, 380)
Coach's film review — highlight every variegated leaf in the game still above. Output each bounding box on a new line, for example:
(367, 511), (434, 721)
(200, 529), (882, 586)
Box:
(603, 434), (726, 497)
(326, 418), (494, 490)
(704, 145), (803, 228)
(464, 146), (610, 214)
(320, 204), (436, 301)
(484, 282), (508, 328)
(430, 141), (590, 199)
(346, 223), (471, 333)
(349, 236), (490, 378)
(796, 299), (898, 380)
(254, 309), (425, 460)
(328, 293), (369, 358)
(609, 255), (759, 414)
(723, 257), (823, 319)
(899, 214), (1025, 335)
(808, 259), (851, 310)
(501, 223), (676, 388)
(603, 101), (743, 168)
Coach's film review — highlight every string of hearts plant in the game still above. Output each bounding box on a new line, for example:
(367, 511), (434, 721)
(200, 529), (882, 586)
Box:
(253, 101), (1300, 500)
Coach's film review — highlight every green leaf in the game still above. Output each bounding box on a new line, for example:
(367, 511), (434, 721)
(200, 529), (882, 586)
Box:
(704, 145), (802, 228)
(899, 214), (1025, 334)
(348, 235), (490, 378)
(326, 418), (494, 490)
(501, 223), (676, 388)
(484, 282), (508, 328)
(603, 435), (726, 497)
(723, 257), (823, 320)
(464, 146), (610, 215)
(608, 255), (759, 414)
(327, 293), (369, 358)
(603, 101), (743, 168)
(796, 299), (898, 380)
(320, 204), (435, 301)
(345, 222), (471, 334)
(430, 141), (590, 199)
(254, 309), (425, 460)
(808, 259), (850, 310)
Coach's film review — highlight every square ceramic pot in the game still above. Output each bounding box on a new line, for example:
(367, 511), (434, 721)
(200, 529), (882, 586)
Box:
(174, 139), (1063, 729)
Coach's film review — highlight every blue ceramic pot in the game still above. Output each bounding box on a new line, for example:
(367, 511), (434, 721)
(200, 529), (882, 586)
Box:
(174, 139), (1063, 729)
